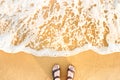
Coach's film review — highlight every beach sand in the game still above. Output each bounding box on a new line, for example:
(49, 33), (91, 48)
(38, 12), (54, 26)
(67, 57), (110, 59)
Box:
(0, 50), (120, 80)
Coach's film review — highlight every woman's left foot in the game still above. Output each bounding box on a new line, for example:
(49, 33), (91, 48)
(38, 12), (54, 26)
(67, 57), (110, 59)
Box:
(52, 64), (60, 80)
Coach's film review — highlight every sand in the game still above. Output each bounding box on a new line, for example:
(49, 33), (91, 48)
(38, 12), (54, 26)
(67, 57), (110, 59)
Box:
(0, 50), (120, 80)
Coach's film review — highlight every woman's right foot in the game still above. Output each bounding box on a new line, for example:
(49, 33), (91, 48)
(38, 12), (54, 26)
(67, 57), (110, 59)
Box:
(67, 65), (75, 80)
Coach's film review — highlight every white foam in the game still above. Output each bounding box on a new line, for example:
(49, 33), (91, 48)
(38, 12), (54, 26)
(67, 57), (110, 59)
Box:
(0, 0), (120, 56)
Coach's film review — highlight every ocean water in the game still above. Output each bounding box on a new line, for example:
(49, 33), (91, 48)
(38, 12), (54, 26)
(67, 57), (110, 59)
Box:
(0, 0), (120, 56)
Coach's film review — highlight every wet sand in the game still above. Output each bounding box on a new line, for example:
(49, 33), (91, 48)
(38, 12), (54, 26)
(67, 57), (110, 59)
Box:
(0, 50), (120, 80)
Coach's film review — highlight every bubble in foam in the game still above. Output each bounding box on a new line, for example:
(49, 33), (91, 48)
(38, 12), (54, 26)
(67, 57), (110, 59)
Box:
(0, 0), (120, 56)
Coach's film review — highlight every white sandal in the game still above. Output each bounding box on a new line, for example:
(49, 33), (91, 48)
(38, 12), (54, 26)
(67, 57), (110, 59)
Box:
(52, 64), (60, 80)
(67, 65), (75, 80)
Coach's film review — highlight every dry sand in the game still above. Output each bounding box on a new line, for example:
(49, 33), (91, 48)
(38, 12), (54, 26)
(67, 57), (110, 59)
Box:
(0, 50), (120, 80)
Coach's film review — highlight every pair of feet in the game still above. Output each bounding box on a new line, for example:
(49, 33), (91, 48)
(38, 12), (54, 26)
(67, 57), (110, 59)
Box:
(52, 64), (75, 80)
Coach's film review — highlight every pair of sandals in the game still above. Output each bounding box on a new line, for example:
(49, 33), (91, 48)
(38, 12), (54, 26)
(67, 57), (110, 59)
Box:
(52, 64), (75, 80)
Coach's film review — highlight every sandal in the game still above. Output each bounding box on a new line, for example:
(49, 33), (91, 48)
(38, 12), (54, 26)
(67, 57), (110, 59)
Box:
(67, 65), (75, 80)
(52, 64), (60, 80)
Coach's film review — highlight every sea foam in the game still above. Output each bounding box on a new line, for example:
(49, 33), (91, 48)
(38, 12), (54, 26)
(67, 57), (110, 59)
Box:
(0, 0), (120, 56)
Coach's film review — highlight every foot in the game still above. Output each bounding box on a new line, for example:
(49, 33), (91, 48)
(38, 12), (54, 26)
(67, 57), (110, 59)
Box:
(67, 65), (75, 80)
(52, 64), (60, 80)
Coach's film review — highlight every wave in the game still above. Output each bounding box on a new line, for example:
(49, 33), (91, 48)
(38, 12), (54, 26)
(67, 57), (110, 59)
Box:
(0, 0), (120, 56)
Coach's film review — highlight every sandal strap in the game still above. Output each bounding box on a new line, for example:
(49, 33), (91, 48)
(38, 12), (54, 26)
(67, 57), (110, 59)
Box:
(53, 68), (60, 74)
(68, 68), (74, 73)
(67, 76), (73, 79)
(53, 76), (60, 80)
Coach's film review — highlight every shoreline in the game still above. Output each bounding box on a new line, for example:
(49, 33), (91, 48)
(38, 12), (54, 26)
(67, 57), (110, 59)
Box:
(1, 46), (119, 57)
